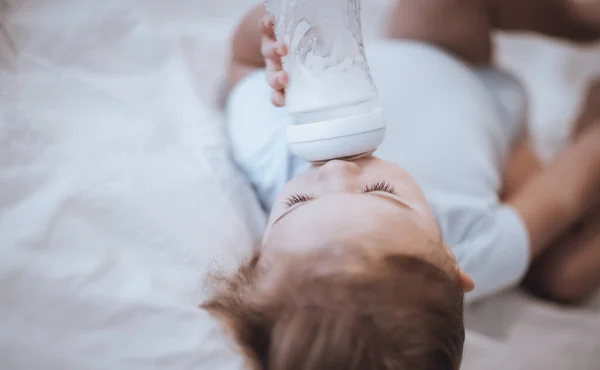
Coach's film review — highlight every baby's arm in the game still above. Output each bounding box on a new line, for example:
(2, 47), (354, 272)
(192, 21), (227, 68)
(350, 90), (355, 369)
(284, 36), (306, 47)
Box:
(227, 4), (267, 93)
(486, 0), (600, 42)
(506, 123), (600, 260)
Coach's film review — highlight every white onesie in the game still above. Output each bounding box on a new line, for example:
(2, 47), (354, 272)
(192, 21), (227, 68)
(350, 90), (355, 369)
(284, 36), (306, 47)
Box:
(226, 40), (530, 301)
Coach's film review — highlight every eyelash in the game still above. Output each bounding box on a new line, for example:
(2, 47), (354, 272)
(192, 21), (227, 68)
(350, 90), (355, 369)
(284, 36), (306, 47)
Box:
(361, 181), (396, 194)
(284, 181), (396, 208)
(284, 193), (315, 208)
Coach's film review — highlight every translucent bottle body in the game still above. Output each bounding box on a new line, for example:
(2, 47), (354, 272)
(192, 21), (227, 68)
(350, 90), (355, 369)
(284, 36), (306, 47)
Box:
(265, 0), (386, 161)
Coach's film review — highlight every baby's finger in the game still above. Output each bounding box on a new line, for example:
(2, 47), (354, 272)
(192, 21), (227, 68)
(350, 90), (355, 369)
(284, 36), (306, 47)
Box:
(261, 39), (288, 60)
(266, 58), (283, 75)
(271, 90), (285, 107)
(261, 39), (280, 60)
(268, 70), (288, 91)
(259, 15), (276, 40)
(275, 41), (288, 57)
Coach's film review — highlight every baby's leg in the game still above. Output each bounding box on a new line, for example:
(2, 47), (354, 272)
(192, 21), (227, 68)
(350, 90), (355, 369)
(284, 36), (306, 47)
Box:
(573, 78), (600, 137)
(486, 0), (600, 43)
(503, 78), (600, 196)
(522, 83), (600, 303)
(385, 0), (600, 68)
(501, 140), (543, 200)
(506, 135), (600, 304)
(524, 206), (600, 304)
(386, 0), (493, 65)
(505, 81), (600, 303)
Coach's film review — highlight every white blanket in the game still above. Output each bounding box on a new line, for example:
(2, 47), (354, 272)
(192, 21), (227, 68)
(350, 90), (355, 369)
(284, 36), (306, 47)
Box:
(1, 0), (262, 368)
(0, 0), (599, 369)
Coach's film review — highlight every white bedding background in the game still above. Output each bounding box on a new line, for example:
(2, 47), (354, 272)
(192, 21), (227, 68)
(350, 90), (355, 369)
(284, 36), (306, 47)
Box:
(0, 0), (599, 369)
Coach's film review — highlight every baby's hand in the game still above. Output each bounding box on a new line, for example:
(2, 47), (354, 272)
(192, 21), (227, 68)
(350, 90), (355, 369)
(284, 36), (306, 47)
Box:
(259, 14), (289, 107)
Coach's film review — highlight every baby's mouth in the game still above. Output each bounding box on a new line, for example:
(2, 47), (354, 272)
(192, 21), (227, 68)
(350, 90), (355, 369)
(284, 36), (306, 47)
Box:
(311, 150), (375, 166)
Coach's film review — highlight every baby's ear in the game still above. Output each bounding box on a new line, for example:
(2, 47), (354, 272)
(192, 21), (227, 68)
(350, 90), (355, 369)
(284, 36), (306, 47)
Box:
(458, 269), (475, 293)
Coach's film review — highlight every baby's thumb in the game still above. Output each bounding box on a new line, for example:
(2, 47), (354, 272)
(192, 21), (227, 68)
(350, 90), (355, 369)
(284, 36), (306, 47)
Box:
(272, 90), (285, 107)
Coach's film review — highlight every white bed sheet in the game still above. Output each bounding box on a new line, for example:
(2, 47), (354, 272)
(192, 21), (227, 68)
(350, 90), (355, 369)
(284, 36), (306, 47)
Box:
(1, 0), (599, 369)
(1, 0), (263, 369)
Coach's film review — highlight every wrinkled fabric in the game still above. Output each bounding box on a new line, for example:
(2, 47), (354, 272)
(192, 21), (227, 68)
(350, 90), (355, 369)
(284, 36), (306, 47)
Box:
(0, 1), (264, 369)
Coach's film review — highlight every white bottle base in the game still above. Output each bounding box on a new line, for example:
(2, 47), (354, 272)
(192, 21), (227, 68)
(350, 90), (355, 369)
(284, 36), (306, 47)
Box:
(287, 109), (386, 162)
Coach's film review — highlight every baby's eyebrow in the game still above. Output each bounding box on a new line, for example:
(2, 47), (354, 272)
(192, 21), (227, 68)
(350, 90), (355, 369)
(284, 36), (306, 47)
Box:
(368, 192), (411, 210)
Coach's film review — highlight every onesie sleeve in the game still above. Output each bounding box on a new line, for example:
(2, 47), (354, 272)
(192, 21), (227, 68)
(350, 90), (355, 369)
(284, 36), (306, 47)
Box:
(447, 204), (530, 302)
(226, 70), (306, 211)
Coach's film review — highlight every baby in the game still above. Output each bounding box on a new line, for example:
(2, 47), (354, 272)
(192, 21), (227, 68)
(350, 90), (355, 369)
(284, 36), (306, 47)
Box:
(204, 1), (600, 369)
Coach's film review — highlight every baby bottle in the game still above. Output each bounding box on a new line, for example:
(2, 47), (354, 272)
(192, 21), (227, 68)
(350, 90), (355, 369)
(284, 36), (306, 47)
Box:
(265, 0), (386, 162)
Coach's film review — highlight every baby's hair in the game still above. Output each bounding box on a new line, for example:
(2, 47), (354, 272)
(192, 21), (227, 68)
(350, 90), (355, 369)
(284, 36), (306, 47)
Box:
(202, 248), (465, 370)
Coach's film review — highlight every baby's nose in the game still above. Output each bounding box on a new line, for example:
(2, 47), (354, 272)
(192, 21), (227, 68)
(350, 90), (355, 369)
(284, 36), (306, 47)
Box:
(317, 160), (361, 186)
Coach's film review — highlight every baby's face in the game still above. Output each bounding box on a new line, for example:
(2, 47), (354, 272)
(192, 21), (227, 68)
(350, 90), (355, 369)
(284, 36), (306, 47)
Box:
(262, 156), (471, 286)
